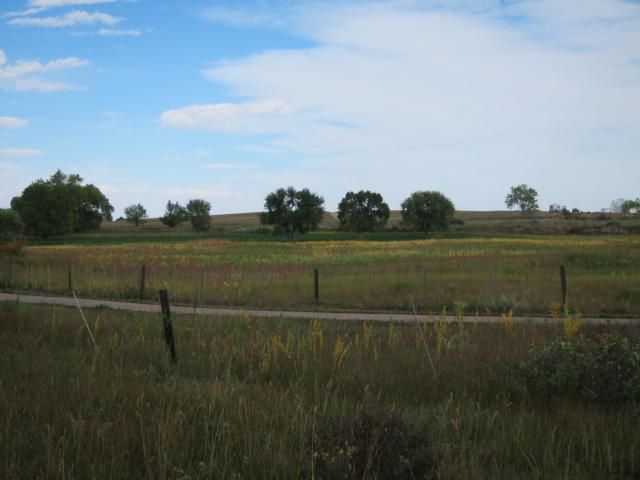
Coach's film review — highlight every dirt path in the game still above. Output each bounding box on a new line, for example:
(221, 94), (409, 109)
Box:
(1, 292), (637, 325)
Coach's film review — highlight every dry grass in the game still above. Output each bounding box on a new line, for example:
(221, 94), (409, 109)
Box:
(2, 236), (640, 316)
(1, 302), (639, 479)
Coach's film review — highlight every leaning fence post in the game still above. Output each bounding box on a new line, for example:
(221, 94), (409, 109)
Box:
(314, 268), (319, 301)
(560, 265), (567, 310)
(159, 289), (177, 363)
(139, 264), (146, 299)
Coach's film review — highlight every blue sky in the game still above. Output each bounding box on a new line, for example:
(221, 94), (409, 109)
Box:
(1, 0), (639, 216)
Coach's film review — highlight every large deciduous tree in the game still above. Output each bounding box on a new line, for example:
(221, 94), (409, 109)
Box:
(186, 199), (211, 233)
(160, 201), (187, 228)
(505, 184), (539, 215)
(260, 187), (324, 239)
(124, 203), (148, 227)
(401, 191), (455, 235)
(337, 190), (390, 236)
(10, 170), (113, 238)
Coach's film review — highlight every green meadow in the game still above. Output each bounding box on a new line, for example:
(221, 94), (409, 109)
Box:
(1, 302), (639, 479)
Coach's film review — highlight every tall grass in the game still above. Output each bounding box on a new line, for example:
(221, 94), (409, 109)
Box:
(1, 303), (638, 478)
(2, 236), (640, 316)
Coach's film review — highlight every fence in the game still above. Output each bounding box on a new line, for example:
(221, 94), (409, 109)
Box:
(1, 255), (638, 316)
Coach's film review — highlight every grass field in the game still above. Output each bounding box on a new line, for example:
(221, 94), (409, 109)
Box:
(2, 234), (640, 317)
(2, 212), (640, 478)
(1, 302), (639, 479)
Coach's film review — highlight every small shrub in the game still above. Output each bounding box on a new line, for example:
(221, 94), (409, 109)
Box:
(0, 239), (26, 257)
(309, 410), (435, 479)
(518, 334), (640, 404)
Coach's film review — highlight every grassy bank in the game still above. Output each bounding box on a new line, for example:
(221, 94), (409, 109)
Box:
(1, 303), (639, 478)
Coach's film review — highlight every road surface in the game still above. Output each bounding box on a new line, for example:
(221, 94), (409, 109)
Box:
(0, 292), (636, 325)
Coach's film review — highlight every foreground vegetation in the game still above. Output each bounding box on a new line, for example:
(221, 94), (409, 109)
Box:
(2, 235), (640, 317)
(1, 303), (638, 478)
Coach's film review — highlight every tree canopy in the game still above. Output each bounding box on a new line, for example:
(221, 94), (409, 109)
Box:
(160, 201), (187, 228)
(400, 191), (455, 235)
(337, 190), (390, 234)
(0, 209), (23, 239)
(186, 199), (212, 233)
(260, 187), (324, 239)
(10, 170), (113, 238)
(505, 184), (539, 215)
(124, 203), (147, 227)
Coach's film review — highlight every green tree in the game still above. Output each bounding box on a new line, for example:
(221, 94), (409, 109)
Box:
(0, 209), (23, 238)
(401, 191), (455, 235)
(337, 190), (390, 236)
(620, 199), (640, 214)
(186, 199), (211, 233)
(260, 187), (324, 239)
(10, 170), (113, 238)
(124, 203), (148, 227)
(160, 201), (187, 228)
(505, 184), (539, 215)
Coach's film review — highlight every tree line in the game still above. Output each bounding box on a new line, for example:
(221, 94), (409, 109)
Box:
(2, 170), (637, 239)
(1, 170), (459, 239)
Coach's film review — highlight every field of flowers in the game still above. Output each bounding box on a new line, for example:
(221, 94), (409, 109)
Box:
(2, 235), (640, 316)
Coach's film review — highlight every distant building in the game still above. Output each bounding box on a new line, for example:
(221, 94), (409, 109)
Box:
(549, 204), (561, 213)
(601, 208), (613, 213)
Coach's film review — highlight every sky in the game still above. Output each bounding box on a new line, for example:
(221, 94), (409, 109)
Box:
(1, 0), (639, 217)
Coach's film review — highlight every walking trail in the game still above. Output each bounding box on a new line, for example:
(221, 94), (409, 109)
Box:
(0, 292), (636, 325)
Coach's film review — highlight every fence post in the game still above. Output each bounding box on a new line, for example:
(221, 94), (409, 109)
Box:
(488, 269), (494, 305)
(423, 270), (427, 305)
(314, 268), (319, 301)
(560, 265), (567, 309)
(199, 269), (205, 305)
(159, 289), (177, 363)
(68, 265), (72, 293)
(139, 264), (146, 299)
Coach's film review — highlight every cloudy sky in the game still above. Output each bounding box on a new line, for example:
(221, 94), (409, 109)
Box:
(1, 0), (639, 216)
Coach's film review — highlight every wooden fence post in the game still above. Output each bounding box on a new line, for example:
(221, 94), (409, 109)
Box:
(423, 270), (427, 304)
(314, 268), (319, 301)
(159, 289), (177, 363)
(560, 265), (567, 310)
(139, 264), (146, 299)
(68, 265), (72, 293)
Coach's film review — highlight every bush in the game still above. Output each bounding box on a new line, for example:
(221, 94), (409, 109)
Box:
(308, 410), (435, 479)
(0, 239), (26, 257)
(518, 334), (640, 404)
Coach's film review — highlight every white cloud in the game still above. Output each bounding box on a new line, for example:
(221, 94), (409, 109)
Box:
(9, 10), (121, 27)
(97, 28), (141, 36)
(159, 100), (294, 133)
(201, 162), (258, 170)
(4, 0), (117, 18)
(177, 1), (640, 211)
(0, 50), (6, 65)
(2, 8), (48, 18)
(200, 5), (291, 28)
(0, 116), (28, 128)
(0, 53), (88, 92)
(0, 148), (42, 158)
